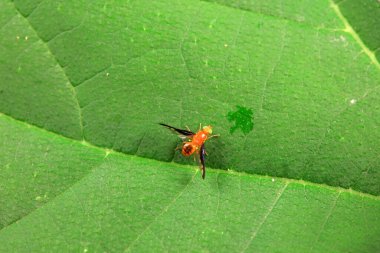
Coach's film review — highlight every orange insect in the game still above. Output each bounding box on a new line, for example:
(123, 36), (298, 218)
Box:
(160, 123), (219, 179)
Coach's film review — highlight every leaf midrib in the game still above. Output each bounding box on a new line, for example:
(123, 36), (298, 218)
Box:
(1, 111), (379, 200)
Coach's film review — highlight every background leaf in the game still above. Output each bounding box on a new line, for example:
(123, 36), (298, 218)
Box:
(1, 0), (379, 252)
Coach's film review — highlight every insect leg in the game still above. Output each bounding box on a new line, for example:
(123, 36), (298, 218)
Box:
(208, 134), (220, 139)
(199, 144), (206, 179)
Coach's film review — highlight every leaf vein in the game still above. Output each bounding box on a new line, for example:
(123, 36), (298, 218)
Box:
(124, 171), (197, 252)
(308, 191), (341, 253)
(0, 161), (106, 233)
(241, 182), (289, 252)
(329, 0), (380, 70)
(11, 2), (84, 140)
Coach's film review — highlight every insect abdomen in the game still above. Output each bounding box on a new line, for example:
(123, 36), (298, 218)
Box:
(182, 143), (196, 156)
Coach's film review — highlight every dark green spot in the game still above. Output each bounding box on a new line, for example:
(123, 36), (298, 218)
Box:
(227, 106), (254, 135)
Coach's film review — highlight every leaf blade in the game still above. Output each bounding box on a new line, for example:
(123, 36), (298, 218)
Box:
(1, 114), (379, 252)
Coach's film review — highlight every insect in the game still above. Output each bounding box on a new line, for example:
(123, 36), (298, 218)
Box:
(159, 123), (219, 179)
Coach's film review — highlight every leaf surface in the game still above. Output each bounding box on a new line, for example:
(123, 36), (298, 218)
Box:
(1, 115), (380, 252)
(0, 0), (380, 251)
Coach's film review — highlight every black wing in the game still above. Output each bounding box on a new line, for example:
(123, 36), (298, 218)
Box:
(200, 144), (206, 179)
(159, 123), (195, 139)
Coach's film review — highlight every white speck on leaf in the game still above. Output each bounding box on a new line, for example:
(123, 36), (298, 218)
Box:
(350, 99), (357, 105)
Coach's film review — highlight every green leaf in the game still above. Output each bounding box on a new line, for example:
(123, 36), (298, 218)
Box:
(1, 0), (379, 251)
(1, 114), (380, 252)
(332, 0), (380, 61)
